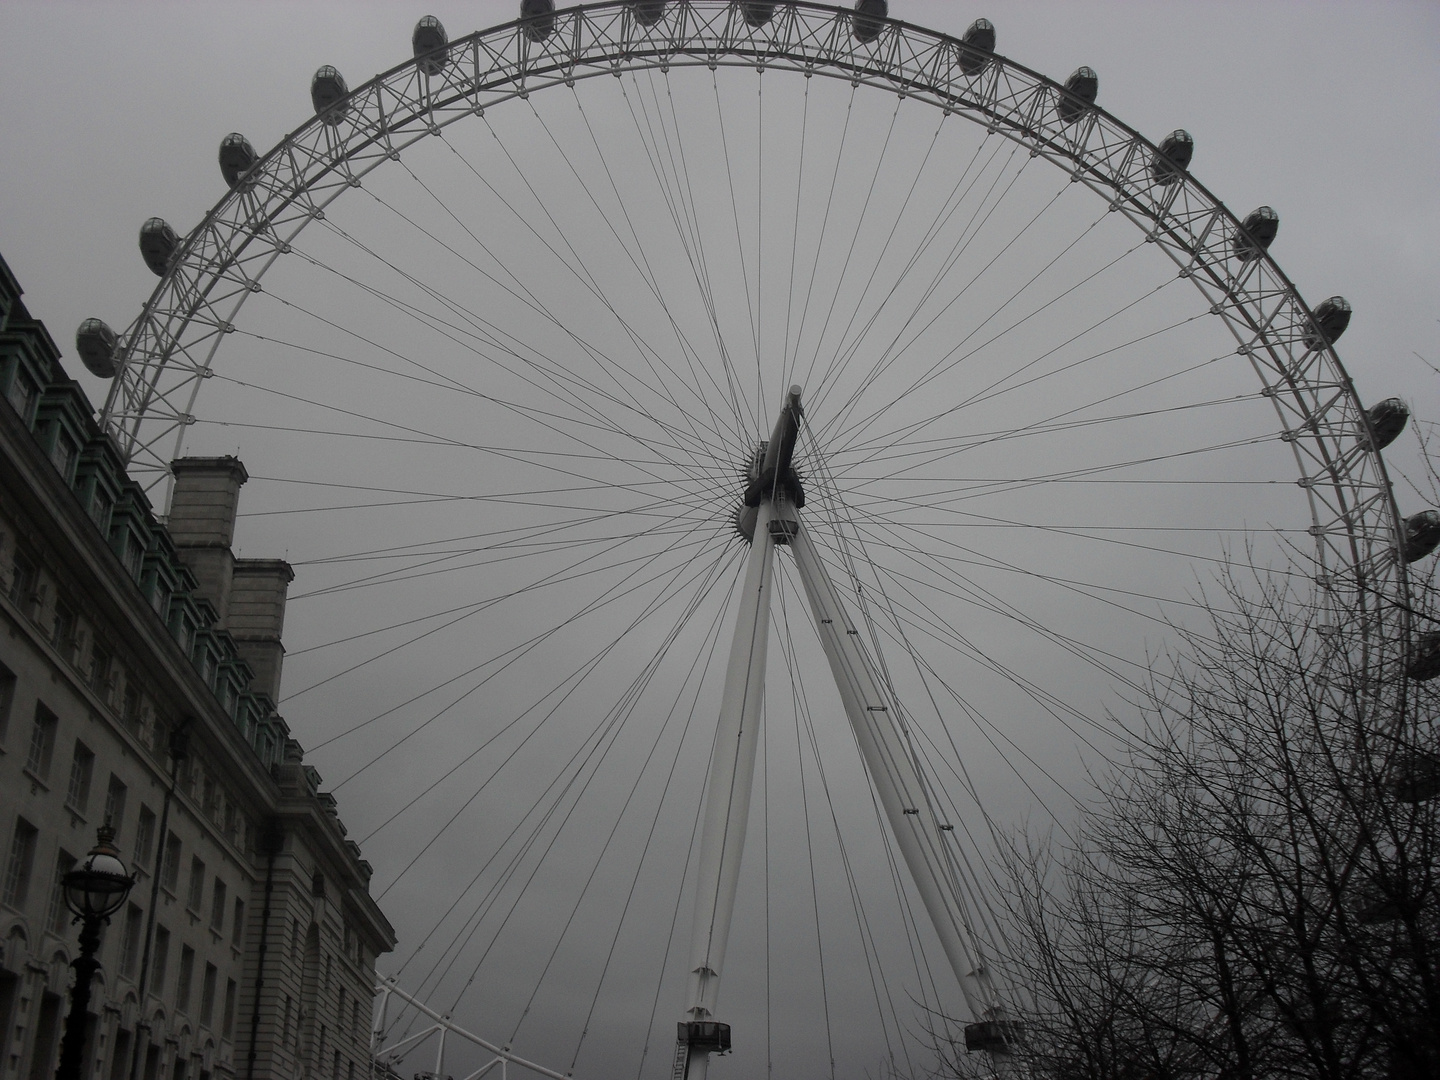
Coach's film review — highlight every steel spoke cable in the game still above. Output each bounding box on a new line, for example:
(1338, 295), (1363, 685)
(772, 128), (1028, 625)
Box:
(318, 521), (728, 779)
(794, 91), (903, 407)
(625, 69), (757, 439)
(808, 135), (1034, 426)
(374, 527), (737, 938)
(505, 95), (743, 458)
(503, 544), (740, 1047)
(773, 586), (838, 1080)
(432, 544), (738, 1019)
(290, 517), (730, 666)
(386, 564), (737, 1005)
(787, 79), (860, 390)
(708, 69), (763, 410)
(553, 86), (749, 453)
(282, 223), (737, 479)
(775, 576), (910, 1077)
(827, 276), (1195, 462)
(566, 571), (738, 1074)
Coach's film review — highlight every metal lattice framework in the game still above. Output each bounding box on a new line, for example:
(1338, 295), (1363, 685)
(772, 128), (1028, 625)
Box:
(96, 2), (1417, 1072)
(99, 0), (1408, 644)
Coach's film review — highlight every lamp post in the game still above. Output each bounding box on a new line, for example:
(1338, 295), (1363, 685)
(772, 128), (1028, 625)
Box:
(56, 825), (134, 1080)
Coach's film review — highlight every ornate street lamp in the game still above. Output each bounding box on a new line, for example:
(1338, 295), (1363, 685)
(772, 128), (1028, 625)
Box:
(56, 825), (134, 1080)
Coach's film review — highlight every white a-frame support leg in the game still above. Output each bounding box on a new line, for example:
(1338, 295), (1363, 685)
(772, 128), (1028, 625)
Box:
(788, 524), (1018, 1072)
(679, 496), (780, 1080)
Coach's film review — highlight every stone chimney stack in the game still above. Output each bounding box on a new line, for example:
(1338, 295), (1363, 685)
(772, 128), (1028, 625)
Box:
(168, 456), (293, 701)
(228, 559), (294, 702)
(168, 456), (248, 622)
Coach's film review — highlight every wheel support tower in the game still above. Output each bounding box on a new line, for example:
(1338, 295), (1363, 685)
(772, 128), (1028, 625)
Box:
(677, 389), (1014, 1078)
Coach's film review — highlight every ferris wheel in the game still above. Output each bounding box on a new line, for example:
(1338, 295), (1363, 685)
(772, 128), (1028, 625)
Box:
(75, 2), (1423, 1077)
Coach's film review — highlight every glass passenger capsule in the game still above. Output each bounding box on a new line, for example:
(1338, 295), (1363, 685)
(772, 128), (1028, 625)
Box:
(1403, 510), (1440, 563)
(413, 16), (449, 74)
(1407, 632), (1440, 681)
(959, 18), (995, 77)
(852, 0), (887, 44)
(629, 1), (666, 26)
(1150, 129), (1193, 185)
(75, 319), (118, 379)
(1057, 66), (1097, 124)
(1302, 296), (1351, 350)
(311, 66), (349, 124)
(740, 1), (777, 27)
(1363, 397), (1409, 450)
(218, 133), (258, 190)
(520, 0), (556, 42)
(139, 217), (178, 277)
(1233, 205), (1279, 261)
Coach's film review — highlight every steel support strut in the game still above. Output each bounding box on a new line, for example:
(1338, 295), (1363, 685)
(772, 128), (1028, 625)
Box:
(681, 386), (1013, 1076)
(678, 390), (802, 1080)
(787, 527), (1018, 1072)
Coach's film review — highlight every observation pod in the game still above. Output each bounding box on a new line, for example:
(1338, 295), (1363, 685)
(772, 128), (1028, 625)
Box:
(1406, 632), (1440, 681)
(739, 1), (777, 27)
(311, 66), (349, 124)
(965, 1019), (1022, 1054)
(1364, 397), (1410, 450)
(138, 217), (179, 277)
(218, 133), (258, 190)
(75, 319), (118, 379)
(852, 0), (887, 44)
(629, 1), (666, 27)
(1057, 66), (1098, 124)
(1302, 295), (1351, 350)
(1233, 205), (1279, 261)
(1403, 510), (1440, 563)
(958, 19), (996, 77)
(1150, 129), (1193, 185)
(1392, 750), (1440, 803)
(519, 0), (556, 42)
(413, 16), (449, 74)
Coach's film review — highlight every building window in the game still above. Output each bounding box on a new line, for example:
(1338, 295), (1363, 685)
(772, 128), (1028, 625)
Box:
(232, 898), (246, 947)
(122, 532), (144, 581)
(6, 369), (36, 422)
(8, 550), (36, 613)
(51, 600), (78, 662)
(90, 642), (113, 702)
(176, 945), (195, 1013)
(186, 857), (205, 912)
(50, 432), (78, 482)
(26, 703), (58, 780)
(223, 980), (237, 1041)
(0, 660), (15, 745)
(281, 996), (292, 1047)
(134, 805), (157, 869)
(121, 681), (142, 731)
(200, 963), (217, 1027)
(119, 903), (144, 979)
(45, 850), (77, 933)
(104, 775), (128, 836)
(89, 487), (113, 532)
(151, 925), (170, 987)
(4, 819), (39, 907)
(65, 740), (96, 814)
(160, 833), (181, 893)
(209, 879), (226, 932)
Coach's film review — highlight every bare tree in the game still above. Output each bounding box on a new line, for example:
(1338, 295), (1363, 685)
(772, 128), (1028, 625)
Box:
(995, 548), (1440, 1080)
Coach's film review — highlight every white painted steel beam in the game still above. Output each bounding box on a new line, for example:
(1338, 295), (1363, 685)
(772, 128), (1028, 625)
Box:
(680, 497), (779, 1080)
(788, 522), (1017, 1070)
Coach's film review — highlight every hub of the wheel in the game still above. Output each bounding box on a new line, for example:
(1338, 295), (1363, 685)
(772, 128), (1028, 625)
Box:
(734, 384), (805, 543)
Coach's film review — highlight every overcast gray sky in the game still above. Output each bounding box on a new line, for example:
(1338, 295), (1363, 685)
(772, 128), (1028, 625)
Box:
(2, 4), (1437, 1079)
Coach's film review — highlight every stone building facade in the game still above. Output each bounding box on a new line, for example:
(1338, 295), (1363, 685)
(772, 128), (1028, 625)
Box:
(0, 253), (394, 1080)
